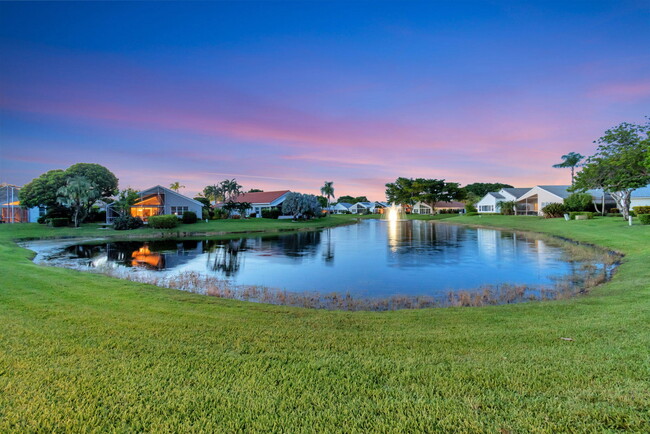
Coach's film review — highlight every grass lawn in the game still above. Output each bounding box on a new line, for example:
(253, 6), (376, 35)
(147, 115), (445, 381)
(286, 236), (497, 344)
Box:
(0, 215), (648, 431)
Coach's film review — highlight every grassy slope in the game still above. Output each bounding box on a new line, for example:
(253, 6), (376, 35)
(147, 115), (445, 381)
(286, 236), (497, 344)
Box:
(0, 216), (648, 431)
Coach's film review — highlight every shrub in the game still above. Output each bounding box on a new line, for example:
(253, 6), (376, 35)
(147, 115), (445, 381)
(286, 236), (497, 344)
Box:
(639, 214), (650, 225)
(499, 200), (517, 215)
(465, 204), (477, 213)
(202, 209), (210, 220)
(465, 212), (479, 216)
(569, 212), (594, 220)
(148, 215), (179, 229)
(609, 208), (619, 214)
(261, 208), (282, 219)
(113, 215), (144, 230)
(564, 193), (594, 212)
(37, 215), (47, 224)
(541, 203), (566, 218)
(633, 206), (650, 215)
(49, 217), (69, 227)
(231, 214), (241, 220)
(212, 208), (227, 220)
(182, 211), (198, 224)
(249, 213), (257, 218)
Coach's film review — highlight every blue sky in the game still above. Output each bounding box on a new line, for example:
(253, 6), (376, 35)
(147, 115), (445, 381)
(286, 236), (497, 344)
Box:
(1, 1), (649, 199)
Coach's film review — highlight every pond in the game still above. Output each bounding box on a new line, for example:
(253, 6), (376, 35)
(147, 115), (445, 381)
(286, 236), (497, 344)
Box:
(27, 220), (617, 309)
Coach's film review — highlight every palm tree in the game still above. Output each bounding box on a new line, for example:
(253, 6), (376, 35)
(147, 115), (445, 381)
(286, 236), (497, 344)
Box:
(320, 181), (335, 215)
(202, 185), (223, 204)
(553, 152), (585, 185)
(169, 182), (185, 192)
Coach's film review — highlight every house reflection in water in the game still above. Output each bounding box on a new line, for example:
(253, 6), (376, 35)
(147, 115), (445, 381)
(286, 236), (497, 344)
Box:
(131, 244), (164, 269)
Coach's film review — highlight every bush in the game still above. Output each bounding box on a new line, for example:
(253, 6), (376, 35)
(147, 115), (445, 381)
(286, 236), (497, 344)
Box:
(541, 203), (566, 218)
(249, 213), (257, 218)
(182, 211), (198, 224)
(212, 208), (227, 220)
(633, 206), (650, 215)
(148, 215), (179, 229)
(261, 208), (282, 219)
(113, 215), (144, 230)
(609, 208), (619, 214)
(202, 209), (210, 220)
(639, 214), (650, 225)
(499, 200), (517, 215)
(569, 212), (594, 220)
(465, 212), (479, 216)
(564, 193), (594, 212)
(37, 215), (47, 224)
(465, 204), (477, 213)
(49, 217), (69, 227)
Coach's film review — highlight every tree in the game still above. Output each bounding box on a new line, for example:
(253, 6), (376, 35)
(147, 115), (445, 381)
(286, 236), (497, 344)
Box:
(65, 163), (118, 199)
(553, 152), (585, 185)
(320, 181), (335, 214)
(385, 177), (417, 206)
(499, 200), (517, 215)
(248, 189), (264, 193)
(337, 195), (369, 204)
(193, 196), (212, 209)
(282, 192), (322, 219)
(219, 179), (242, 202)
(222, 201), (252, 217)
(56, 176), (100, 227)
(317, 196), (328, 208)
(573, 121), (650, 219)
(413, 178), (464, 213)
(202, 185), (223, 204)
(462, 182), (513, 198)
(169, 182), (185, 192)
(19, 169), (68, 208)
(564, 193), (594, 212)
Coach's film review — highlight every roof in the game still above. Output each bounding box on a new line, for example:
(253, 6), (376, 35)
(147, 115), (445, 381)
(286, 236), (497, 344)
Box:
(116, 185), (204, 208)
(501, 188), (531, 198)
(434, 201), (465, 208)
(335, 202), (353, 208)
(234, 190), (290, 204)
(632, 186), (650, 198)
(488, 192), (505, 199)
(537, 185), (572, 199)
(354, 202), (374, 207)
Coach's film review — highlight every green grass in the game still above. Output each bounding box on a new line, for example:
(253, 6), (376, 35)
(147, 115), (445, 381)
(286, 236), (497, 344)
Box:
(0, 215), (649, 431)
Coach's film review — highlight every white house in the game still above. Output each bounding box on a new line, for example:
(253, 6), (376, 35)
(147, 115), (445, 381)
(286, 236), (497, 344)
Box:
(231, 190), (291, 217)
(516, 185), (614, 216)
(349, 202), (375, 214)
(106, 185), (204, 223)
(330, 202), (353, 213)
(412, 201), (465, 214)
(631, 186), (650, 209)
(0, 183), (44, 223)
(476, 188), (531, 213)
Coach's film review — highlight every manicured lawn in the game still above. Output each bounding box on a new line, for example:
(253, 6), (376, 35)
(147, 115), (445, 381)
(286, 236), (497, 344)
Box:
(0, 215), (648, 431)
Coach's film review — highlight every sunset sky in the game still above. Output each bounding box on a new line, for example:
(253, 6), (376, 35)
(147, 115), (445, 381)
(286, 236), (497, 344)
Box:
(1, 1), (649, 200)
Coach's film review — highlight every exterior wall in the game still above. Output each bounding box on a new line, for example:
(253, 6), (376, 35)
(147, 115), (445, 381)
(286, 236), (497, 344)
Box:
(411, 202), (432, 214)
(476, 196), (498, 213)
(631, 197), (650, 208)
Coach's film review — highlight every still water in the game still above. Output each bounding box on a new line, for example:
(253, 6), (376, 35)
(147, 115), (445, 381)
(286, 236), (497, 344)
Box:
(36, 220), (605, 300)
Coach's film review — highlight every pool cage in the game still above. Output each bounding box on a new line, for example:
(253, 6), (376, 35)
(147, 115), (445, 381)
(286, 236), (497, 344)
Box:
(1, 184), (29, 223)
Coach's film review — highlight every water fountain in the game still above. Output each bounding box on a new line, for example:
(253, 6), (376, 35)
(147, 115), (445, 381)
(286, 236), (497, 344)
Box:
(382, 204), (407, 221)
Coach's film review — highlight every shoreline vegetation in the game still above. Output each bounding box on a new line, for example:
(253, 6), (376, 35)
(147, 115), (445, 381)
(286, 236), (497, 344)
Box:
(1, 214), (649, 430)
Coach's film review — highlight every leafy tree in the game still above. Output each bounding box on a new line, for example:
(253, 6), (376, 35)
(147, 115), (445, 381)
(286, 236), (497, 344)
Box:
(193, 196), (212, 209)
(317, 196), (328, 208)
(221, 201), (252, 218)
(564, 193), (594, 212)
(385, 177), (417, 206)
(65, 163), (118, 198)
(169, 182), (185, 192)
(56, 176), (100, 227)
(282, 192), (322, 219)
(337, 195), (369, 204)
(413, 178), (462, 212)
(573, 121), (650, 219)
(553, 152), (585, 185)
(19, 169), (68, 208)
(462, 182), (513, 198)
(320, 181), (335, 213)
(248, 188), (264, 193)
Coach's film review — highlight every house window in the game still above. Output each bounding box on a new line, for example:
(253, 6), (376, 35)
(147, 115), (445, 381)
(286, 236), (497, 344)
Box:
(170, 206), (189, 216)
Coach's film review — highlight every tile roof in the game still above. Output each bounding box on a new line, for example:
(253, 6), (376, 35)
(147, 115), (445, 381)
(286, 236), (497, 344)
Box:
(234, 190), (290, 204)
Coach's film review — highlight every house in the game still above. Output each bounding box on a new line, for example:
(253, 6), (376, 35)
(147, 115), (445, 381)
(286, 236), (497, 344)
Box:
(515, 185), (614, 216)
(230, 190), (291, 217)
(349, 202), (375, 214)
(411, 201), (465, 214)
(106, 185), (204, 223)
(329, 202), (353, 214)
(631, 185), (650, 209)
(476, 188), (531, 213)
(373, 201), (389, 214)
(0, 184), (44, 223)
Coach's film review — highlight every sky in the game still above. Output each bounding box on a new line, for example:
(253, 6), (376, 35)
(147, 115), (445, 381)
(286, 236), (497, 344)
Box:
(1, 1), (649, 200)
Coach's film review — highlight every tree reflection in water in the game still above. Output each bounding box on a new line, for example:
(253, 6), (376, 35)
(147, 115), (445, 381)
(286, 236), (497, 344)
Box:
(207, 238), (246, 276)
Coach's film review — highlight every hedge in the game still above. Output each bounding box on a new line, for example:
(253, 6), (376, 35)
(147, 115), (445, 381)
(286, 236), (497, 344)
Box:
(465, 212), (479, 216)
(639, 214), (650, 225)
(182, 211), (198, 224)
(148, 215), (179, 229)
(261, 208), (282, 219)
(633, 206), (650, 215)
(541, 203), (566, 218)
(569, 212), (594, 220)
(113, 215), (144, 230)
(49, 218), (69, 227)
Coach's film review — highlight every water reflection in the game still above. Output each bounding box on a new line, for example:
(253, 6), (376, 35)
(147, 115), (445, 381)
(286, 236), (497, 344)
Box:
(50, 220), (609, 298)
